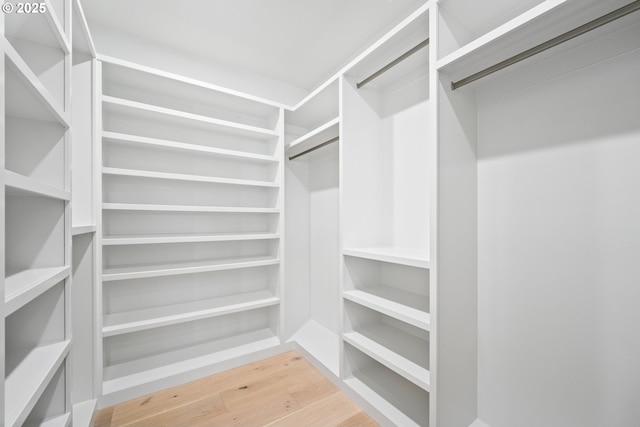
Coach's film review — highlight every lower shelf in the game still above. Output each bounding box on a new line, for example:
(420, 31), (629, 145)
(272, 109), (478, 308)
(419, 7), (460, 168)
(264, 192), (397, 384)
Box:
(287, 320), (340, 376)
(103, 328), (280, 397)
(5, 341), (71, 427)
(24, 412), (71, 427)
(72, 400), (97, 427)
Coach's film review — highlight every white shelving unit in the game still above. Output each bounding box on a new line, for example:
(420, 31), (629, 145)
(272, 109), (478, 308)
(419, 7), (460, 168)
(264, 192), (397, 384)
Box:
(3, 0), (73, 425)
(99, 57), (285, 405)
(339, 5), (433, 426)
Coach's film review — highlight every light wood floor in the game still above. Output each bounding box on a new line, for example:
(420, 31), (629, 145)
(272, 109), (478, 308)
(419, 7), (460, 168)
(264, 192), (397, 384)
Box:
(93, 351), (379, 427)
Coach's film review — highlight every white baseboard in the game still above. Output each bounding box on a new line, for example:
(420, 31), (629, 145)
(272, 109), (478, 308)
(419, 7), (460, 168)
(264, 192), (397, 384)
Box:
(470, 420), (491, 427)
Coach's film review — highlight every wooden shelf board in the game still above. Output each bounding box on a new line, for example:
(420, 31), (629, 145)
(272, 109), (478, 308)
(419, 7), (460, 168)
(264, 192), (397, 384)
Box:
(102, 166), (279, 188)
(102, 203), (280, 214)
(4, 44), (70, 126)
(5, 266), (70, 316)
(103, 232), (280, 246)
(103, 290), (280, 337)
(72, 225), (97, 236)
(343, 288), (430, 331)
(5, 171), (71, 201)
(24, 412), (72, 427)
(343, 328), (430, 391)
(287, 117), (339, 157)
(102, 95), (278, 138)
(102, 328), (280, 396)
(102, 256), (280, 282)
(343, 247), (430, 268)
(5, 341), (71, 427)
(103, 131), (278, 163)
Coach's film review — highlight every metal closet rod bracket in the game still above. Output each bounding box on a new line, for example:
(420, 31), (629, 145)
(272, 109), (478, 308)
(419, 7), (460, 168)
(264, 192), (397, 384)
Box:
(357, 38), (430, 89)
(451, 0), (640, 90)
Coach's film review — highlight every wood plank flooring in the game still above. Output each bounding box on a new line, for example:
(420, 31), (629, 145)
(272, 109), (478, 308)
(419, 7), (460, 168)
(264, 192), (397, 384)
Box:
(93, 351), (379, 427)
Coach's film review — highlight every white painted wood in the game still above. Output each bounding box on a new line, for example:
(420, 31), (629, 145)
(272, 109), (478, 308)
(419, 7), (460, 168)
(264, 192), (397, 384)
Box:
(103, 291), (279, 337)
(103, 131), (278, 163)
(102, 256), (280, 282)
(102, 95), (278, 137)
(344, 330), (430, 391)
(71, 225), (96, 235)
(4, 266), (70, 316)
(102, 166), (279, 188)
(469, 420), (491, 427)
(25, 412), (72, 427)
(102, 232), (279, 246)
(343, 247), (430, 268)
(102, 203), (280, 214)
(343, 289), (430, 331)
(4, 341), (70, 427)
(288, 320), (340, 377)
(287, 117), (339, 158)
(71, 399), (97, 427)
(4, 0), (69, 53)
(5, 170), (70, 201)
(72, 0), (97, 58)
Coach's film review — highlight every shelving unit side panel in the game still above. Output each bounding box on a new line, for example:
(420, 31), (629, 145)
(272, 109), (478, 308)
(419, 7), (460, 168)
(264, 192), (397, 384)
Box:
(1, 26), (6, 423)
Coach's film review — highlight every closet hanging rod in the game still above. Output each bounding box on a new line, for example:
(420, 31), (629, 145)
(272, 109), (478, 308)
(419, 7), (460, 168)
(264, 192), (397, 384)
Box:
(288, 136), (339, 161)
(451, 0), (640, 90)
(357, 38), (430, 89)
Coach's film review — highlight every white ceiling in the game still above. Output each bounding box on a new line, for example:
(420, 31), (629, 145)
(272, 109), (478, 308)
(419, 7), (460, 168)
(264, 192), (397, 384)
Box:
(80, 0), (427, 93)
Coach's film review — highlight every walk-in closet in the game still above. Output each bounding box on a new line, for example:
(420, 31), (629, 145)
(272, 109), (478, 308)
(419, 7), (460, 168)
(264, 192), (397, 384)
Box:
(2, 0), (639, 426)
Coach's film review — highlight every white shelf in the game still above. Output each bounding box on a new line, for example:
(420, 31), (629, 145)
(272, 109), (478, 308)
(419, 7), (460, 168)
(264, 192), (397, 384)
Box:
(103, 328), (280, 396)
(102, 132), (278, 163)
(102, 232), (280, 246)
(72, 400), (97, 427)
(343, 247), (430, 268)
(5, 266), (70, 316)
(102, 203), (280, 214)
(4, 0), (70, 52)
(344, 328), (430, 391)
(344, 375), (422, 427)
(5, 171), (71, 201)
(102, 166), (279, 188)
(343, 288), (430, 331)
(102, 95), (278, 138)
(72, 225), (97, 236)
(103, 291), (280, 337)
(287, 117), (339, 158)
(4, 42), (69, 126)
(5, 341), (71, 427)
(102, 256), (280, 282)
(288, 320), (340, 377)
(25, 412), (72, 427)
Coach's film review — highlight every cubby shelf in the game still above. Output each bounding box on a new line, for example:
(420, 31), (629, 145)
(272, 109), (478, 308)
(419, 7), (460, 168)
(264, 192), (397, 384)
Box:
(71, 225), (97, 236)
(102, 328), (280, 397)
(102, 166), (279, 188)
(103, 131), (278, 163)
(102, 203), (280, 214)
(5, 170), (71, 201)
(5, 340), (71, 427)
(71, 400), (97, 427)
(4, 0), (70, 53)
(102, 256), (280, 282)
(343, 247), (430, 268)
(4, 266), (70, 316)
(287, 117), (339, 157)
(24, 412), (72, 427)
(4, 43), (70, 126)
(102, 232), (280, 246)
(103, 291), (280, 337)
(102, 95), (278, 139)
(343, 328), (430, 391)
(343, 289), (430, 331)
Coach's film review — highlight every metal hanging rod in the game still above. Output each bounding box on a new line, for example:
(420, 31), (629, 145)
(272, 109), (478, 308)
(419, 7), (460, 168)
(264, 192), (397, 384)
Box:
(451, 0), (640, 90)
(288, 136), (339, 161)
(357, 38), (430, 89)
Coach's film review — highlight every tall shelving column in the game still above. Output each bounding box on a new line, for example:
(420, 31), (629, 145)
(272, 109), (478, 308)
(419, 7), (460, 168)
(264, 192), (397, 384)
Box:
(98, 57), (285, 407)
(70, 0), (98, 424)
(3, 0), (73, 426)
(340, 5), (433, 426)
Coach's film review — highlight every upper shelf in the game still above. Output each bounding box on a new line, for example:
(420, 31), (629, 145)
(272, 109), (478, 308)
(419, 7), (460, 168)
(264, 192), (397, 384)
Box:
(5, 171), (70, 201)
(102, 96), (278, 140)
(343, 247), (430, 269)
(4, 0), (70, 52)
(101, 57), (281, 131)
(285, 78), (339, 138)
(287, 117), (339, 160)
(437, 0), (637, 85)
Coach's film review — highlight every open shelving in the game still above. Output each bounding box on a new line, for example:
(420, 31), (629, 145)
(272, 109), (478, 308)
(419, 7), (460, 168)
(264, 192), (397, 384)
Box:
(4, 266), (70, 316)
(99, 56), (284, 404)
